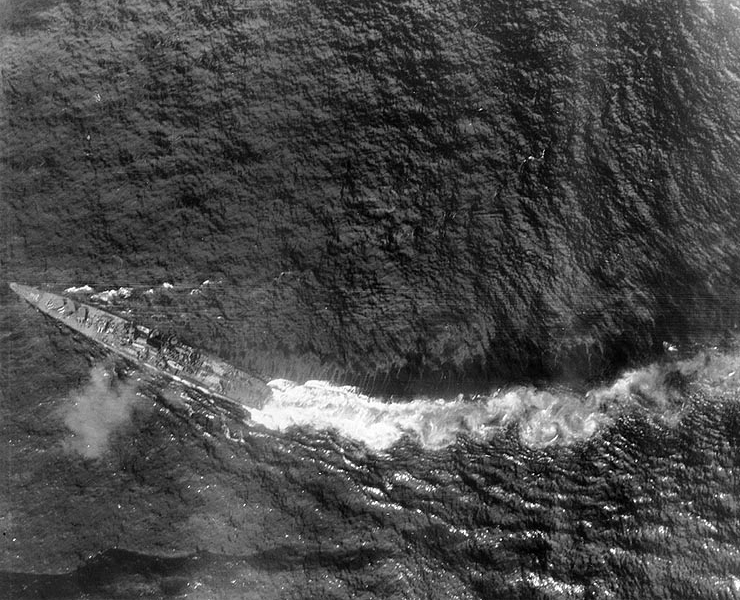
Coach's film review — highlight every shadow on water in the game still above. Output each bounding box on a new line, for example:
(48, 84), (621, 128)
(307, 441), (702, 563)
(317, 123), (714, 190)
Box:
(0, 0), (60, 32)
(0, 544), (396, 599)
(0, 549), (194, 599)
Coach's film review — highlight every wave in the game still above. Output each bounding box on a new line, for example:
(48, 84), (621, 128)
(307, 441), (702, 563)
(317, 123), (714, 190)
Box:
(64, 285), (95, 294)
(250, 346), (740, 452)
(90, 287), (133, 303)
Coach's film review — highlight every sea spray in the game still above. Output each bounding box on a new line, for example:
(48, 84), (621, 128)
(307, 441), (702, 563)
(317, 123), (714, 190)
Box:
(251, 346), (740, 451)
(252, 380), (610, 451)
(62, 364), (142, 458)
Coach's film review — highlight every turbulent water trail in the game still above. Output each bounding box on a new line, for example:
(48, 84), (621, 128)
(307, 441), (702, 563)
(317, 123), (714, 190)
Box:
(251, 346), (740, 451)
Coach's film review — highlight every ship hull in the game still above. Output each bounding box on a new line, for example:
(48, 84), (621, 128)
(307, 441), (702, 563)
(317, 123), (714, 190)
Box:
(9, 283), (270, 413)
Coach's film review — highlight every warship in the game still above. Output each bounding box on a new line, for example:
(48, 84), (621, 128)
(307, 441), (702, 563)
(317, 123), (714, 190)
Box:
(10, 283), (270, 414)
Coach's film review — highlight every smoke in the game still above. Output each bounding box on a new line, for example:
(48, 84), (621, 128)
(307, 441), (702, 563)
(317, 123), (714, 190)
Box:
(63, 364), (142, 458)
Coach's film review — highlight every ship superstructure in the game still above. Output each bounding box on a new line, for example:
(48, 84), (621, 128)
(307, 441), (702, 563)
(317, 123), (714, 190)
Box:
(10, 283), (270, 412)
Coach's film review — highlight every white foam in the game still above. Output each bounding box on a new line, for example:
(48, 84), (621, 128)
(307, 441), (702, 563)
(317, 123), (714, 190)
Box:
(252, 379), (610, 451)
(588, 347), (740, 409)
(251, 345), (740, 451)
(64, 285), (94, 294)
(90, 287), (133, 302)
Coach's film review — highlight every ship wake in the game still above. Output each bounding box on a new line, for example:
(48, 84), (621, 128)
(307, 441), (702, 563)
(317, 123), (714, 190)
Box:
(251, 345), (740, 452)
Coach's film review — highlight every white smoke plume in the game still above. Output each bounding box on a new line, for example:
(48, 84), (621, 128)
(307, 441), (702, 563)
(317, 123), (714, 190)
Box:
(63, 364), (141, 458)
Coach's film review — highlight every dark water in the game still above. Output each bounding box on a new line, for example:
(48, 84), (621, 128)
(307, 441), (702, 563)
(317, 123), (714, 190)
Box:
(3, 0), (740, 386)
(3, 0), (740, 598)
(3, 290), (740, 598)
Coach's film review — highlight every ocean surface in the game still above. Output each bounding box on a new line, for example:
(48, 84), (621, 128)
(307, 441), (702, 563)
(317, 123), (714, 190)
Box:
(2, 290), (740, 599)
(2, 0), (740, 598)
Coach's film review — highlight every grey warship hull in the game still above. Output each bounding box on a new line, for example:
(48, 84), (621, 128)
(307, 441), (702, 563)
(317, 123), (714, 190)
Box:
(10, 283), (270, 412)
